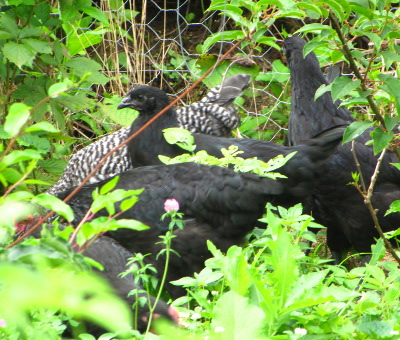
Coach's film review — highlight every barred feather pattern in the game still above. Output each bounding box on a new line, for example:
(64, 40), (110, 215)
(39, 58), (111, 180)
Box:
(46, 75), (249, 196)
(47, 104), (240, 195)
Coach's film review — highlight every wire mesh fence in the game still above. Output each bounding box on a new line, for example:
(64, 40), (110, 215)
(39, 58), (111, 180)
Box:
(84, 0), (291, 141)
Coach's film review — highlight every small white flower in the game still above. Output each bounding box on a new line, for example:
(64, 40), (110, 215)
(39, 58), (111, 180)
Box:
(190, 312), (201, 320)
(214, 326), (225, 333)
(211, 290), (219, 296)
(178, 311), (190, 319)
(294, 328), (307, 335)
(0, 319), (6, 328)
(390, 331), (399, 335)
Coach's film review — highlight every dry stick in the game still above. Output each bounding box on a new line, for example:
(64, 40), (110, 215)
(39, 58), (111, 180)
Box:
(329, 13), (400, 264)
(364, 149), (400, 263)
(8, 37), (246, 248)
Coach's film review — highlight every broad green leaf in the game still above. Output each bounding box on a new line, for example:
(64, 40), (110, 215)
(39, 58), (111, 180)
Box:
(120, 196), (140, 211)
(103, 219), (149, 232)
(2, 42), (35, 68)
(296, 2), (323, 17)
(66, 57), (102, 72)
(0, 168), (22, 184)
(321, 0), (347, 22)
(32, 193), (74, 222)
(18, 26), (43, 38)
(22, 38), (52, 54)
(343, 121), (373, 143)
(378, 74), (400, 114)
(385, 200), (400, 216)
(81, 6), (110, 26)
(201, 31), (246, 53)
(48, 80), (73, 97)
(163, 127), (196, 152)
(211, 291), (265, 340)
(25, 122), (60, 133)
(295, 23), (334, 34)
(99, 176), (120, 195)
(371, 127), (394, 155)
(369, 238), (385, 265)
(331, 77), (361, 102)
(66, 30), (104, 56)
(383, 114), (399, 131)
(256, 59), (289, 82)
(208, 4), (243, 15)
(38, 159), (67, 175)
(0, 13), (19, 37)
(4, 103), (31, 137)
(357, 321), (393, 338)
(17, 134), (51, 152)
(314, 83), (332, 101)
(223, 246), (251, 295)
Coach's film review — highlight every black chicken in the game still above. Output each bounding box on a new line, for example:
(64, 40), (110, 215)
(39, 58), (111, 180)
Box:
(56, 132), (342, 299)
(47, 74), (250, 195)
(119, 85), (345, 199)
(284, 36), (400, 263)
(57, 162), (285, 297)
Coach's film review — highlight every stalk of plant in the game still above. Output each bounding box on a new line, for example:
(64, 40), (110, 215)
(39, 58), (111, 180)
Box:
(144, 198), (183, 333)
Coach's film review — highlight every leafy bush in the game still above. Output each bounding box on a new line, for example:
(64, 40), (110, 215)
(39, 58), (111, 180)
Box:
(1, 0), (400, 338)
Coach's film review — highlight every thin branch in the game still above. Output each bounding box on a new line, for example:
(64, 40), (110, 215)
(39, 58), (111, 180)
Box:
(363, 149), (400, 264)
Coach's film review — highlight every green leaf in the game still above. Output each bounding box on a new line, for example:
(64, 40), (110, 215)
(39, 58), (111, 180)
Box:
(18, 26), (43, 38)
(211, 291), (266, 340)
(100, 176), (120, 195)
(2, 42), (35, 68)
(357, 321), (393, 338)
(81, 6), (110, 25)
(371, 127), (394, 155)
(105, 219), (149, 232)
(32, 193), (74, 222)
(48, 80), (73, 98)
(321, 0), (347, 22)
(222, 246), (251, 295)
(22, 38), (52, 54)
(25, 122), (60, 133)
(383, 114), (399, 131)
(120, 196), (140, 211)
(385, 200), (400, 216)
(256, 59), (289, 82)
(295, 23), (334, 34)
(296, 2), (323, 16)
(0, 168), (22, 184)
(0, 13), (19, 37)
(4, 103), (31, 137)
(201, 31), (246, 53)
(331, 77), (361, 102)
(163, 128), (196, 152)
(66, 29), (104, 56)
(37, 159), (67, 175)
(314, 83), (332, 101)
(1, 149), (42, 166)
(343, 121), (373, 143)
(378, 74), (400, 114)
(17, 134), (51, 152)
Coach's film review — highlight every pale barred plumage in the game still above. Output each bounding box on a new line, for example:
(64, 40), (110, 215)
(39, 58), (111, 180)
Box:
(47, 74), (250, 195)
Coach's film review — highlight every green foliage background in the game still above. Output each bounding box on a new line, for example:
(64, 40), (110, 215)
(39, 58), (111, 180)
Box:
(0, 0), (399, 338)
